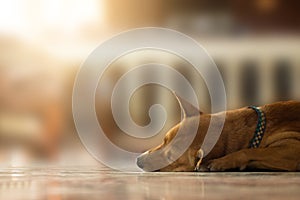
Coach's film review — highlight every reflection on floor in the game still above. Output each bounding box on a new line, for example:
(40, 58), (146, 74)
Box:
(0, 165), (299, 200)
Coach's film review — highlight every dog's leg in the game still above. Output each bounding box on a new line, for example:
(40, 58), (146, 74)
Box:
(197, 139), (300, 172)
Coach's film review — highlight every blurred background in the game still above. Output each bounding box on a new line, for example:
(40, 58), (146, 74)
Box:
(0, 0), (299, 166)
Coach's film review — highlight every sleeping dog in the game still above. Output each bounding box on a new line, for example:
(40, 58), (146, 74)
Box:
(137, 95), (300, 172)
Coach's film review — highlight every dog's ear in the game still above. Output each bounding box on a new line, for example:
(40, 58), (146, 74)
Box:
(174, 92), (202, 118)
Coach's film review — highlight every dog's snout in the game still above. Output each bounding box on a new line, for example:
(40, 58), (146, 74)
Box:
(136, 156), (144, 169)
(137, 152), (148, 169)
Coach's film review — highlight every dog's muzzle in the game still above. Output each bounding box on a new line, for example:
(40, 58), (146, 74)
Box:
(136, 151), (149, 169)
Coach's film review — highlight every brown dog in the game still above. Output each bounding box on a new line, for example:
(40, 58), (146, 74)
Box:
(137, 95), (300, 172)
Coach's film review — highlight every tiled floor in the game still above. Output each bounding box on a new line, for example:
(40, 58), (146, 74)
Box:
(0, 166), (299, 200)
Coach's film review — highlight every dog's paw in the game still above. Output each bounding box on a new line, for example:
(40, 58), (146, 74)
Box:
(206, 158), (247, 172)
(195, 162), (209, 172)
(206, 159), (228, 171)
(195, 165), (210, 172)
(195, 149), (209, 172)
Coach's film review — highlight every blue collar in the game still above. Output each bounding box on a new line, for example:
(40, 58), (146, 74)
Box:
(248, 106), (266, 148)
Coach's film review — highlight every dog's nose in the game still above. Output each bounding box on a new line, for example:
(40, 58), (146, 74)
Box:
(136, 151), (149, 169)
(136, 156), (144, 169)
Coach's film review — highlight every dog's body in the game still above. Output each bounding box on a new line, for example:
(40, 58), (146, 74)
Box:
(137, 96), (300, 172)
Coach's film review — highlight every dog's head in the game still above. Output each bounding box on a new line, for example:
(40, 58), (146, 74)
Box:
(136, 94), (203, 172)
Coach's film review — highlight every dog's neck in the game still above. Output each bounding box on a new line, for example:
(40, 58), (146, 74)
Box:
(197, 107), (259, 161)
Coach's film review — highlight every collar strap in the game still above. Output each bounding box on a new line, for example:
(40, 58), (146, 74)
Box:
(248, 106), (266, 148)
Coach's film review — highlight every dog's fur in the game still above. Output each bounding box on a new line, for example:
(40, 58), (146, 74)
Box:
(137, 95), (300, 172)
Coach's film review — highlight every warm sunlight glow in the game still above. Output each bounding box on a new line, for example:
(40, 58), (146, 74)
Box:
(0, 0), (103, 38)
(42, 0), (102, 32)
